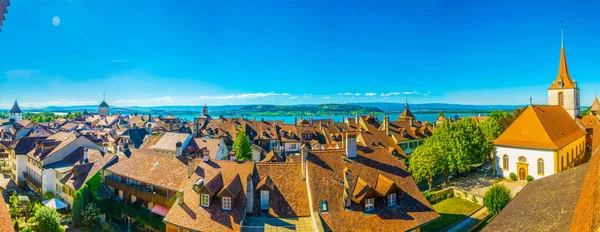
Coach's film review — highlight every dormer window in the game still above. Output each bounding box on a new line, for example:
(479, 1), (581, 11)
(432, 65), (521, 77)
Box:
(222, 197), (232, 210)
(201, 194), (210, 207)
(365, 198), (375, 212)
(320, 200), (329, 212)
(388, 193), (397, 206)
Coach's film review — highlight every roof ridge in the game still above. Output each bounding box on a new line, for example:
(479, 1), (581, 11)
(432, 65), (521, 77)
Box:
(531, 106), (562, 148)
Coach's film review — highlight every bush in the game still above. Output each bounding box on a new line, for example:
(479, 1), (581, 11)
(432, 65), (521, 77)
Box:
(446, 192), (453, 199)
(21, 227), (34, 232)
(484, 184), (512, 215)
(471, 194), (478, 203)
(526, 175), (534, 182)
(42, 191), (55, 201)
(423, 191), (434, 201)
(82, 202), (101, 228)
(31, 206), (64, 232)
(509, 172), (517, 181)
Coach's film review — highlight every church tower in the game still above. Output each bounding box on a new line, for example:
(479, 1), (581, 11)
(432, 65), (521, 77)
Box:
(548, 26), (580, 119)
(98, 94), (110, 117)
(9, 100), (22, 122)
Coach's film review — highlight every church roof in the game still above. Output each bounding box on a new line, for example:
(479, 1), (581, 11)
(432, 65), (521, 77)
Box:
(590, 97), (600, 113)
(98, 100), (109, 107)
(494, 105), (586, 149)
(549, 29), (576, 90)
(9, 101), (21, 114)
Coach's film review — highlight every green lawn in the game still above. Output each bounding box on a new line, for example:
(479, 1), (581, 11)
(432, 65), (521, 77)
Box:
(421, 197), (481, 232)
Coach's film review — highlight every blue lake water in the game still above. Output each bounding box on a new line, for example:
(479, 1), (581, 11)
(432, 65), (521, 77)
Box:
(177, 113), (487, 124)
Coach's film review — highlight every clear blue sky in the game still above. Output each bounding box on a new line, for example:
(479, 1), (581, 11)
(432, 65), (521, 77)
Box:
(2, 0), (600, 108)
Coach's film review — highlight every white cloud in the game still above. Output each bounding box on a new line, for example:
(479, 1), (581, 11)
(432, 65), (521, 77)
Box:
(18, 99), (96, 107)
(339, 92), (361, 96)
(289, 96), (298, 99)
(4, 69), (39, 79)
(322, 96), (331, 99)
(115, 96), (174, 105)
(198, 92), (290, 100)
(110, 59), (129, 63)
(303, 94), (312, 99)
(365, 92), (377, 96)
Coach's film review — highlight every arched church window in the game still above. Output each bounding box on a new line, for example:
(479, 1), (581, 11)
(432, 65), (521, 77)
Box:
(558, 92), (564, 106)
(503, 155), (509, 170)
(538, 159), (544, 175)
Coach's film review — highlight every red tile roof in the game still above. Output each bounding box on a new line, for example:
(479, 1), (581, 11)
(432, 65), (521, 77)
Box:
(252, 163), (311, 217)
(494, 105), (586, 149)
(306, 147), (439, 231)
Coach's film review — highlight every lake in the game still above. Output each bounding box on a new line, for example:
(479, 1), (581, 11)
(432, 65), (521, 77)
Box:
(177, 113), (488, 124)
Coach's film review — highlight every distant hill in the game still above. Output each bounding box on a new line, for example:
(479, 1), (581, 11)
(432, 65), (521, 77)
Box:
(3, 102), (533, 116)
(214, 104), (384, 116)
(348, 102), (524, 113)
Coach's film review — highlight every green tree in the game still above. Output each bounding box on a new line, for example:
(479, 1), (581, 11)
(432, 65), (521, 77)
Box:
(233, 129), (252, 161)
(72, 190), (84, 225)
(21, 227), (34, 232)
(42, 191), (56, 201)
(483, 183), (512, 215)
(478, 114), (506, 161)
(497, 108), (525, 131)
(82, 202), (101, 228)
(408, 139), (443, 190)
(31, 206), (63, 232)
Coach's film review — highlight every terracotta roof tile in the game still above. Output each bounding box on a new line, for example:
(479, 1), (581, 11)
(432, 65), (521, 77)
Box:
(306, 147), (439, 231)
(494, 105), (586, 149)
(252, 163), (311, 217)
(484, 161), (589, 232)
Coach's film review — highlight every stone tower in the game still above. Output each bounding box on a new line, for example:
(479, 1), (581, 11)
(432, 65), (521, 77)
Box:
(98, 94), (109, 117)
(548, 26), (579, 119)
(9, 100), (22, 122)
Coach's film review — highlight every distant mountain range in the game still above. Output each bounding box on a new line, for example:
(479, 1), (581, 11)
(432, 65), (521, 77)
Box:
(0, 102), (534, 116)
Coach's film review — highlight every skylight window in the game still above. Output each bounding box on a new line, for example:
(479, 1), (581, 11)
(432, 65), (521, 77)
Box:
(320, 200), (328, 212)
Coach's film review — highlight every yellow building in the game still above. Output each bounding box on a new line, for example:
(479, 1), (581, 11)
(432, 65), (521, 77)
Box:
(494, 105), (586, 180)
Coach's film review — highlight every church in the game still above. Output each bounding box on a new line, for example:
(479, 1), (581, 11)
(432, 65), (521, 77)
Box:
(493, 28), (587, 181)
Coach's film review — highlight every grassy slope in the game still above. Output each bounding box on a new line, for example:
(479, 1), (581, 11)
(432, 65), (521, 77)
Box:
(421, 197), (481, 232)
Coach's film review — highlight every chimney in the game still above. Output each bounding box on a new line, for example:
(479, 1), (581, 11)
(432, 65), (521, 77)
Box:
(147, 123), (152, 134)
(203, 151), (210, 162)
(103, 143), (108, 153)
(187, 156), (194, 179)
(261, 118), (264, 123)
(177, 191), (185, 206)
(345, 131), (357, 158)
(384, 116), (390, 136)
(170, 123), (174, 131)
(176, 142), (183, 157)
(294, 117), (298, 126)
(355, 115), (359, 124)
(1, 129), (4, 141)
(301, 145), (308, 180)
(83, 148), (89, 163)
(319, 122), (323, 131)
(309, 117), (313, 125)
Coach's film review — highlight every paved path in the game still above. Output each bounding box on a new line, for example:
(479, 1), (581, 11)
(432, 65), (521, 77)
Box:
(446, 207), (490, 232)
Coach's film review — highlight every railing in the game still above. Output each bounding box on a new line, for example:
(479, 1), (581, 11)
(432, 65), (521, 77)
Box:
(104, 177), (176, 207)
(22, 172), (42, 188)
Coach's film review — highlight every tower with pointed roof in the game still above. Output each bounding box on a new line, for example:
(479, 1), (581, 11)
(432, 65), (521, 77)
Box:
(202, 104), (209, 115)
(98, 94), (109, 117)
(590, 96), (600, 116)
(548, 26), (580, 119)
(397, 97), (416, 126)
(9, 100), (22, 122)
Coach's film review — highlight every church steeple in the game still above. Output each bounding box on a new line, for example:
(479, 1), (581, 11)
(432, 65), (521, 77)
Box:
(549, 24), (576, 90)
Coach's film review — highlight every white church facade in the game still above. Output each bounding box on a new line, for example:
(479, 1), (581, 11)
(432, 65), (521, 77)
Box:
(493, 28), (587, 181)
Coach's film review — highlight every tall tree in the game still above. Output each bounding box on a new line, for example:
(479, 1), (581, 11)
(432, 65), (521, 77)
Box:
(82, 202), (101, 228)
(233, 129), (253, 161)
(408, 139), (443, 190)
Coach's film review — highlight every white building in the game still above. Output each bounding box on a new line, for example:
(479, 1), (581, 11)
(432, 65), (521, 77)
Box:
(494, 106), (586, 181)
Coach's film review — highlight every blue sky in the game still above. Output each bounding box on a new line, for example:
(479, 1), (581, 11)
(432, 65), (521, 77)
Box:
(2, 0), (600, 108)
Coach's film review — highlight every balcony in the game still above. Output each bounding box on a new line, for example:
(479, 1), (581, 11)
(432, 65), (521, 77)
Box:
(105, 177), (176, 207)
(22, 172), (42, 192)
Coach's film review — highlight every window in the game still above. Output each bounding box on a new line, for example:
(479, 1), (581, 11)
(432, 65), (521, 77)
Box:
(502, 155), (509, 170)
(320, 200), (329, 212)
(56, 184), (61, 193)
(388, 193), (397, 206)
(538, 159), (544, 175)
(201, 194), (210, 207)
(365, 198), (375, 212)
(290, 144), (297, 150)
(55, 170), (60, 179)
(558, 92), (564, 106)
(222, 197), (232, 210)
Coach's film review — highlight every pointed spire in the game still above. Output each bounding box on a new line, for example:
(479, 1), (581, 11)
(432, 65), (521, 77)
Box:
(10, 100), (22, 114)
(549, 23), (576, 90)
(530, 96), (533, 105)
(404, 96), (409, 109)
(561, 20), (564, 48)
(103, 93), (106, 101)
